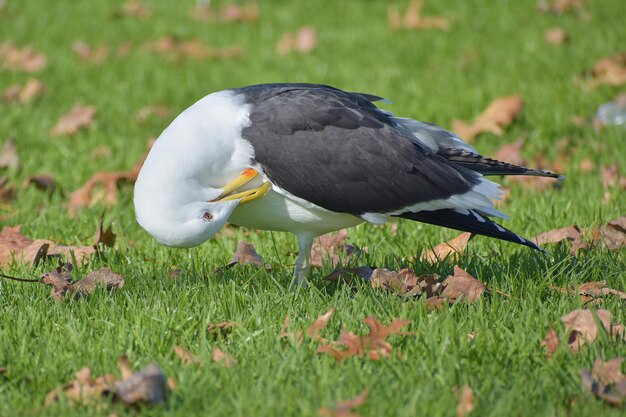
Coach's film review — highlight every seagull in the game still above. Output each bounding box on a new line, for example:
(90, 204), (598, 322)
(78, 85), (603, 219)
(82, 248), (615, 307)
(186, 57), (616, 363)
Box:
(134, 83), (561, 285)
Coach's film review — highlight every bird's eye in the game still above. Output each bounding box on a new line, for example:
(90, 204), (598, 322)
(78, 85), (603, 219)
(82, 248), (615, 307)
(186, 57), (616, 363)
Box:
(202, 212), (213, 221)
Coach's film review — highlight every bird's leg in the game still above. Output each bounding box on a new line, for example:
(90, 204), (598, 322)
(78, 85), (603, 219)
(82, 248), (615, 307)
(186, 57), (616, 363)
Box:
(292, 233), (315, 288)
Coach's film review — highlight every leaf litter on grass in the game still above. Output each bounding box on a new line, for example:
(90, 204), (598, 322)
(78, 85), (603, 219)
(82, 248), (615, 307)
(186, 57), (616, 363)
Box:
(452, 96), (524, 141)
(581, 358), (626, 407)
(325, 265), (489, 309)
(45, 356), (170, 408)
(319, 389), (369, 417)
(275, 27), (318, 55)
(2, 78), (45, 104)
(388, 0), (449, 31)
(50, 104), (96, 137)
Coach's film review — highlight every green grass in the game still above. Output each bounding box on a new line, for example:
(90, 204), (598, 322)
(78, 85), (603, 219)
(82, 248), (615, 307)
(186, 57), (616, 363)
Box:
(1, 0), (626, 416)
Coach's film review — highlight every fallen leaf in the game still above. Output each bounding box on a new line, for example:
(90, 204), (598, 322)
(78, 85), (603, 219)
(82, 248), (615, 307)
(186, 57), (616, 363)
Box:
(452, 96), (524, 141)
(542, 328), (560, 357)
(50, 104), (96, 137)
(115, 0), (151, 19)
(0, 226), (96, 267)
(191, 1), (259, 22)
(586, 53), (626, 87)
(440, 266), (487, 303)
(2, 78), (45, 104)
(0, 42), (47, 72)
(306, 308), (335, 340)
(538, 0), (587, 15)
(23, 174), (56, 192)
(532, 225), (584, 246)
(310, 229), (360, 268)
(421, 232), (474, 263)
(600, 164), (626, 190)
(324, 266), (375, 284)
(456, 384), (474, 417)
(0, 176), (15, 202)
(551, 280), (626, 305)
(591, 216), (626, 250)
(317, 316), (411, 361)
(544, 27), (568, 44)
(319, 389), (369, 417)
(276, 27), (318, 55)
(174, 346), (199, 365)
(0, 137), (19, 171)
(371, 268), (441, 297)
(561, 309), (625, 352)
(580, 159), (594, 172)
(94, 218), (116, 248)
(207, 321), (238, 337)
(41, 264), (124, 300)
(113, 363), (170, 406)
(146, 37), (242, 62)
(388, 0), (449, 31)
(581, 357), (626, 406)
(212, 348), (236, 367)
(134, 105), (171, 122)
(68, 142), (148, 217)
(72, 40), (109, 63)
(218, 241), (270, 271)
(45, 366), (116, 406)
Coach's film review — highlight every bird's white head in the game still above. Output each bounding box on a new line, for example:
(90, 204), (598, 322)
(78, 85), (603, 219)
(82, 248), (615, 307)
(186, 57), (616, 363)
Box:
(133, 90), (254, 248)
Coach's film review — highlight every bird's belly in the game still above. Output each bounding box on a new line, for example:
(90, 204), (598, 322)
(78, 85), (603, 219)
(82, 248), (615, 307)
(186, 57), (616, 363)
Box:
(228, 190), (363, 235)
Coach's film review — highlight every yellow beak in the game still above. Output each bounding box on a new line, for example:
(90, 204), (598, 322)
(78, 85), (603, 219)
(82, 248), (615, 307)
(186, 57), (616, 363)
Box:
(213, 169), (270, 204)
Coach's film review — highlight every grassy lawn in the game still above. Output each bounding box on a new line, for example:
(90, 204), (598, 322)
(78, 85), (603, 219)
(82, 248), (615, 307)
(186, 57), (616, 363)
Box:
(1, 0), (626, 416)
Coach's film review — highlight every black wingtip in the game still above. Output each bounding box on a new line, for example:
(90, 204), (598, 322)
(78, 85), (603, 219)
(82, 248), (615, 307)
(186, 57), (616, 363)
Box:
(397, 208), (547, 253)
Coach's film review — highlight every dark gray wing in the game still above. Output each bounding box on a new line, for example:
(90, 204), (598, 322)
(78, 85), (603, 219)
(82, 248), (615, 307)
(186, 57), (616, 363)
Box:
(237, 84), (481, 215)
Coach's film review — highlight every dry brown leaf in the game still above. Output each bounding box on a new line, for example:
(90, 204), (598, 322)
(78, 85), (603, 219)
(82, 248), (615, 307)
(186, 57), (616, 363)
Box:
(324, 266), (375, 284)
(50, 104), (96, 137)
(600, 164), (626, 190)
(456, 384), (474, 417)
(587, 53), (626, 87)
(544, 27), (568, 44)
(551, 280), (626, 305)
(191, 1), (259, 22)
(94, 219), (116, 248)
(388, 0), (449, 31)
(72, 40), (109, 63)
(532, 225), (584, 246)
(113, 363), (170, 406)
(41, 264), (124, 300)
(2, 78), (45, 104)
(276, 27), (318, 55)
(319, 390), (369, 417)
(23, 174), (56, 192)
(174, 346), (199, 365)
(542, 328), (560, 357)
(0, 176), (15, 202)
(212, 348), (236, 367)
(538, 0), (587, 15)
(440, 266), (487, 303)
(0, 42), (47, 72)
(580, 159), (594, 172)
(280, 309), (335, 346)
(317, 316), (411, 361)
(69, 144), (147, 217)
(421, 232), (474, 263)
(310, 229), (360, 268)
(306, 308), (335, 340)
(592, 216), (626, 250)
(207, 321), (238, 337)
(0, 226), (96, 267)
(45, 367), (116, 406)
(452, 96), (524, 141)
(219, 241), (269, 271)
(116, 0), (151, 19)
(581, 357), (626, 406)
(560, 309), (623, 352)
(146, 37), (242, 62)
(134, 105), (171, 122)
(0, 137), (19, 171)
